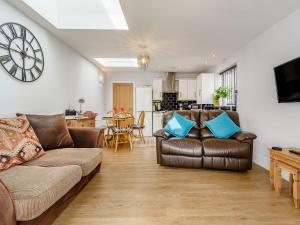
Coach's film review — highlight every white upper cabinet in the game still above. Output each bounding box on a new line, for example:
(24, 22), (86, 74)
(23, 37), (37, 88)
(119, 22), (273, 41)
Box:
(152, 78), (163, 100)
(196, 73), (215, 104)
(178, 79), (197, 100)
(178, 79), (188, 100)
(187, 80), (197, 100)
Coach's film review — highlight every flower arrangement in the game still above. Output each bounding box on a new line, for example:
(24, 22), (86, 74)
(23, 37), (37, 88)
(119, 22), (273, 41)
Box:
(213, 87), (230, 106)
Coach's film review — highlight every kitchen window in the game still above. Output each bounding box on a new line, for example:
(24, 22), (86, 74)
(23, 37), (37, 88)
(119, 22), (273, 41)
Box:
(219, 65), (237, 106)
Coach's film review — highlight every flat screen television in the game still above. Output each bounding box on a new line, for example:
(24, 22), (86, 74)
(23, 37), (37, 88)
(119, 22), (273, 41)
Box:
(274, 57), (300, 103)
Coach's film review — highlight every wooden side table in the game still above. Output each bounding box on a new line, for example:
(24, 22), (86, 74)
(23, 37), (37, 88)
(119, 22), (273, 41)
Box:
(66, 116), (96, 128)
(269, 149), (300, 208)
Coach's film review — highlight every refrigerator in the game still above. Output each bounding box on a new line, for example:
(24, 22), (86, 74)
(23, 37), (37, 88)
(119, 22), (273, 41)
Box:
(135, 86), (153, 137)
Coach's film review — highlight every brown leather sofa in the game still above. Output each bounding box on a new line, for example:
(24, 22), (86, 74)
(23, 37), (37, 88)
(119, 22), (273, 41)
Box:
(0, 120), (104, 225)
(154, 110), (257, 171)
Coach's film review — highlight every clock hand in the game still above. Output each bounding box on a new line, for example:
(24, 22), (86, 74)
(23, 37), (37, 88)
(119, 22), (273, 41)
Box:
(9, 48), (22, 54)
(15, 44), (22, 51)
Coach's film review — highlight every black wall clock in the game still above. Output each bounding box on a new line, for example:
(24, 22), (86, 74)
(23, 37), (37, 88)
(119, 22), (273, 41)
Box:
(0, 22), (44, 82)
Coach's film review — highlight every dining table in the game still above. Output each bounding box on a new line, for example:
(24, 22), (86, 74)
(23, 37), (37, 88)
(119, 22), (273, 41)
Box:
(102, 114), (133, 147)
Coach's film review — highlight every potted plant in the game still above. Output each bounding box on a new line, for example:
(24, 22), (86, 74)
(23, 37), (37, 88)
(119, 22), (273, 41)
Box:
(213, 87), (230, 106)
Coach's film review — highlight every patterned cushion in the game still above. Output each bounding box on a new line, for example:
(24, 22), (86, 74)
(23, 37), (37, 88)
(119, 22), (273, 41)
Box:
(0, 116), (44, 171)
(112, 127), (133, 133)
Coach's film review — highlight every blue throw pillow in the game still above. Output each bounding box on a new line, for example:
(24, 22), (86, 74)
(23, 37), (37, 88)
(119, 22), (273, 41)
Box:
(205, 112), (241, 139)
(163, 112), (196, 138)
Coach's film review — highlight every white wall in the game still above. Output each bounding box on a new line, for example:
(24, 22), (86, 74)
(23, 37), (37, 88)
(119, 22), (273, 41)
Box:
(215, 8), (300, 170)
(0, 0), (105, 123)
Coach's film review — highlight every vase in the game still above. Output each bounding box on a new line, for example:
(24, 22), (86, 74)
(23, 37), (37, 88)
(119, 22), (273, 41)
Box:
(218, 98), (223, 106)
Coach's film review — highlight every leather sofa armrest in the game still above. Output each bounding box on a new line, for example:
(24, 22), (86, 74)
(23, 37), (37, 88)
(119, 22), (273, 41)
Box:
(0, 179), (16, 225)
(68, 128), (104, 148)
(153, 129), (170, 140)
(232, 131), (257, 142)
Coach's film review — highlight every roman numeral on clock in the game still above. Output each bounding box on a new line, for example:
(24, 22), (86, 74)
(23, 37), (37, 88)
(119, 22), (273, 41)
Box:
(30, 70), (35, 80)
(0, 42), (8, 50)
(0, 28), (11, 41)
(8, 24), (17, 38)
(20, 26), (26, 40)
(34, 65), (42, 75)
(9, 64), (18, 77)
(0, 55), (11, 64)
(21, 69), (26, 81)
(36, 57), (43, 64)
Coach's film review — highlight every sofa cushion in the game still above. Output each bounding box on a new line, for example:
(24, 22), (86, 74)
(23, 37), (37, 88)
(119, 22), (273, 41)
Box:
(0, 165), (82, 221)
(200, 110), (240, 138)
(0, 116), (44, 171)
(202, 138), (250, 158)
(162, 110), (200, 139)
(161, 138), (203, 157)
(164, 112), (196, 138)
(20, 114), (74, 150)
(205, 112), (241, 139)
(23, 148), (103, 176)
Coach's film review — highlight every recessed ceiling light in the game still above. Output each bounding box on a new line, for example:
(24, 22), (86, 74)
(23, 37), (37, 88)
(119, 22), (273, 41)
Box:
(23, 0), (128, 30)
(95, 58), (138, 67)
(102, 0), (129, 30)
(212, 54), (216, 58)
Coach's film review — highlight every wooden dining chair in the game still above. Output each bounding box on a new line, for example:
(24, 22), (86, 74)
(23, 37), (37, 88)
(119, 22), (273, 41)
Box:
(133, 111), (146, 143)
(103, 111), (114, 148)
(112, 112), (134, 152)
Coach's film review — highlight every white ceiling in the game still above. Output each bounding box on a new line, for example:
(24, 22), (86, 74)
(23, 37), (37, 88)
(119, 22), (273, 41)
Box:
(7, 0), (300, 73)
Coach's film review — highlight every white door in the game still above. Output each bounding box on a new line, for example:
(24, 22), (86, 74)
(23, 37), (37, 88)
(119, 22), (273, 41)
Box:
(196, 75), (202, 104)
(187, 79), (197, 100)
(178, 79), (188, 100)
(152, 78), (163, 100)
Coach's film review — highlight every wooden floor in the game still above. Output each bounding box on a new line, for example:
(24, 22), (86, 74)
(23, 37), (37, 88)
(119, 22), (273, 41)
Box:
(53, 144), (300, 225)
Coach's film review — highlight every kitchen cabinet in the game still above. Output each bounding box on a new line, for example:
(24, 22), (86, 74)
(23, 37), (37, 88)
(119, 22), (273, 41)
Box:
(153, 112), (163, 135)
(152, 78), (163, 100)
(197, 73), (215, 104)
(187, 80), (197, 100)
(178, 79), (197, 100)
(178, 79), (187, 100)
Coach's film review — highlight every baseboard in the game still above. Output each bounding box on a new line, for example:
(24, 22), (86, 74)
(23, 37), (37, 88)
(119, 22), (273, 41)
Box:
(253, 153), (269, 170)
(253, 152), (289, 181)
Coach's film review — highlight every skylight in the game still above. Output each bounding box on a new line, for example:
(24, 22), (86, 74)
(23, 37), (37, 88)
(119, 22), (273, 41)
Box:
(23, 0), (128, 30)
(95, 58), (138, 67)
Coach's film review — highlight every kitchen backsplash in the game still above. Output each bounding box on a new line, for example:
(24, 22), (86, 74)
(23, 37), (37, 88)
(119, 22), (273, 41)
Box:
(161, 93), (178, 110)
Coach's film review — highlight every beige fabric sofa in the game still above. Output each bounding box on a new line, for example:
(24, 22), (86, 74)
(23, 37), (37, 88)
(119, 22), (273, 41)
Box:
(0, 127), (104, 225)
